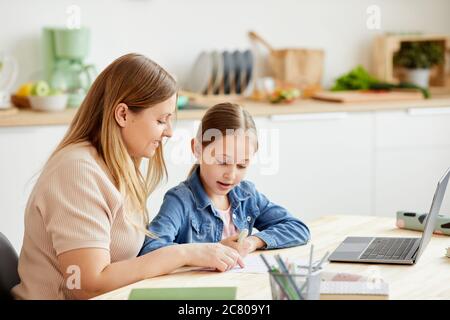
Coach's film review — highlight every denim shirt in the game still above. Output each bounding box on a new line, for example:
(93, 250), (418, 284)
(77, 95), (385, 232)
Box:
(139, 168), (310, 255)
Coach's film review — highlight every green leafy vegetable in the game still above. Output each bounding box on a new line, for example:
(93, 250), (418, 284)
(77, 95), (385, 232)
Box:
(331, 65), (379, 91)
(331, 65), (430, 98)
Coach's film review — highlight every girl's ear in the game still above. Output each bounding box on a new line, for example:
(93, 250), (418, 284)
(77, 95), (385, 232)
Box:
(115, 103), (129, 128)
(191, 138), (201, 159)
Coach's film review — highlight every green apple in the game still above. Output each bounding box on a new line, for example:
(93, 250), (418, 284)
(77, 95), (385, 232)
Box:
(49, 88), (63, 96)
(31, 81), (50, 96)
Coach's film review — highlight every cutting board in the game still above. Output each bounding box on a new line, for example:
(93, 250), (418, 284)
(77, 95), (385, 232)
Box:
(313, 90), (424, 103)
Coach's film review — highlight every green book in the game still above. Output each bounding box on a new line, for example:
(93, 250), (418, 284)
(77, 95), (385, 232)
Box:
(128, 287), (237, 300)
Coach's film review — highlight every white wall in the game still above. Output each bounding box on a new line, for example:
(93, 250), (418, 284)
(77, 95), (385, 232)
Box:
(1, 0), (450, 90)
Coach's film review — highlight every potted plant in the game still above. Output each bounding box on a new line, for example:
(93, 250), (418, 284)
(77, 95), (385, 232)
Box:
(393, 41), (444, 88)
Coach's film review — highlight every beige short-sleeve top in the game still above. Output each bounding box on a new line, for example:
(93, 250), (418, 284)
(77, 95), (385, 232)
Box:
(12, 141), (145, 299)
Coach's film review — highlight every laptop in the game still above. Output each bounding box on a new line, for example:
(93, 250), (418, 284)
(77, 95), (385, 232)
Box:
(329, 167), (450, 265)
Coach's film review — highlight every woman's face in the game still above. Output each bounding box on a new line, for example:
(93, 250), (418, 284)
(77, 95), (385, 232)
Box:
(117, 94), (176, 158)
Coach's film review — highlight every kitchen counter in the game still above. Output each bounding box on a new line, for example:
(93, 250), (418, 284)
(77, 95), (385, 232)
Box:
(1, 95), (450, 127)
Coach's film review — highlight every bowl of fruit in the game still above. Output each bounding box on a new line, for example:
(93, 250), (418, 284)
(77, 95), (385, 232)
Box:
(269, 87), (301, 104)
(13, 81), (68, 112)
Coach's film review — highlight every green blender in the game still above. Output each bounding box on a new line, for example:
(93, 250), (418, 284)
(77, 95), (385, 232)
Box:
(42, 27), (96, 108)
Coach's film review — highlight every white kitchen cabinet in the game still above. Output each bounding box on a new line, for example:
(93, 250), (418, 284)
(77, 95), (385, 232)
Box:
(374, 108), (450, 217)
(249, 112), (373, 222)
(0, 125), (68, 251)
(376, 107), (450, 148)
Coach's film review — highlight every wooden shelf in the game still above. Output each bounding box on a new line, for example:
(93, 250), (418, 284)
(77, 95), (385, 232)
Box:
(0, 108), (78, 127)
(372, 34), (450, 94)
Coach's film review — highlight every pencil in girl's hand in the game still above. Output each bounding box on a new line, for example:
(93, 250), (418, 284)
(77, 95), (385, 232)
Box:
(238, 229), (249, 244)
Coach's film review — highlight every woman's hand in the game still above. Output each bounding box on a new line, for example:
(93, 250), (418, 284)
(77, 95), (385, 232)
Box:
(57, 245), (190, 299)
(220, 234), (265, 257)
(182, 243), (245, 272)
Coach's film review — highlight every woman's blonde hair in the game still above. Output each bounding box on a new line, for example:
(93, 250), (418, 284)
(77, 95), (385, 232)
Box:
(188, 102), (258, 177)
(51, 53), (177, 235)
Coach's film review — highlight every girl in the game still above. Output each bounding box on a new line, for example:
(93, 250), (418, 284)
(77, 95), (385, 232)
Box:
(12, 54), (243, 300)
(139, 103), (310, 260)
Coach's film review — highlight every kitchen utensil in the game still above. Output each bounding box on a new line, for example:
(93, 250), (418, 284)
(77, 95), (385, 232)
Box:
(213, 51), (224, 94)
(222, 51), (234, 94)
(0, 52), (18, 108)
(50, 60), (96, 107)
(42, 27), (96, 108)
(248, 31), (324, 89)
(232, 50), (244, 94)
(211, 51), (223, 95)
(29, 94), (68, 112)
(208, 51), (218, 94)
(242, 49), (254, 94)
(186, 51), (212, 94)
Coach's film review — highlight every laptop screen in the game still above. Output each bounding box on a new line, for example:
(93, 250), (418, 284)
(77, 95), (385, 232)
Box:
(416, 167), (450, 260)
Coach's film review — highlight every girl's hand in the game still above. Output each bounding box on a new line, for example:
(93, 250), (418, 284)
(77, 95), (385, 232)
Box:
(220, 234), (265, 257)
(183, 243), (244, 272)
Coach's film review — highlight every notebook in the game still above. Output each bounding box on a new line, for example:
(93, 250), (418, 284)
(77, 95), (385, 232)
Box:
(318, 271), (389, 300)
(320, 281), (389, 300)
(128, 287), (237, 300)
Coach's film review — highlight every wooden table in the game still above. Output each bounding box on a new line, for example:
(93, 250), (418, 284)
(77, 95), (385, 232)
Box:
(93, 215), (450, 300)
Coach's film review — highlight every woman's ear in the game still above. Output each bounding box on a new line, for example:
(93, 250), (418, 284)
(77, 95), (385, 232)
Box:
(114, 103), (129, 128)
(191, 138), (201, 159)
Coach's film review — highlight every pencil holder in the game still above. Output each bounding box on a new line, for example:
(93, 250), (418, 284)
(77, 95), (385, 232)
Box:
(269, 270), (321, 300)
(396, 211), (450, 235)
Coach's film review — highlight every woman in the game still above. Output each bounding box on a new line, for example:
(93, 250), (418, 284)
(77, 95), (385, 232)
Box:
(12, 53), (243, 300)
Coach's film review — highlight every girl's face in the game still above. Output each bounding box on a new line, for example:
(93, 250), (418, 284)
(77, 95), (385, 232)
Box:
(117, 94), (176, 158)
(193, 132), (257, 197)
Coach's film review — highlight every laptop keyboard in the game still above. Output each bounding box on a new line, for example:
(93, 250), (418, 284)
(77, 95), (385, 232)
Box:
(360, 238), (418, 261)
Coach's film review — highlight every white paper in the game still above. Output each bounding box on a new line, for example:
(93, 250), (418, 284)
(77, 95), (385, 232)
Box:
(229, 254), (311, 274)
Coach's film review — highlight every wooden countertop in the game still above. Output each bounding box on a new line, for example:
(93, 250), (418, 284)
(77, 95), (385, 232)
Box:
(92, 215), (450, 300)
(2, 95), (450, 127)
